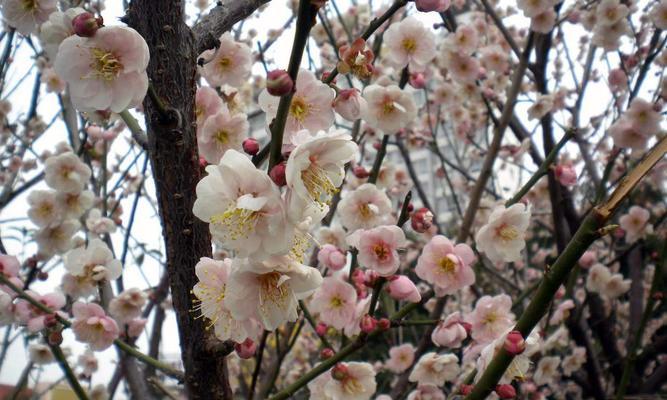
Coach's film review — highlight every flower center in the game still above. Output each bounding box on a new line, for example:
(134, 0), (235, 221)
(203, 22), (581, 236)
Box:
(290, 97), (310, 122)
(21, 0), (37, 11)
(330, 295), (344, 308)
(342, 377), (364, 395)
(301, 163), (337, 206)
(496, 223), (519, 241)
(402, 38), (417, 54)
(210, 203), (260, 241)
(373, 243), (390, 261)
(214, 130), (229, 145)
(218, 57), (232, 71)
(438, 256), (457, 275)
(89, 48), (123, 82)
(258, 272), (289, 308)
(482, 311), (498, 325)
(358, 203), (375, 219)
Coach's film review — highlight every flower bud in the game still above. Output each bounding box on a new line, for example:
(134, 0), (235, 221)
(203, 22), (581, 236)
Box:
(359, 314), (377, 333)
(415, 0), (451, 12)
(409, 72), (427, 89)
(352, 165), (369, 179)
(377, 318), (391, 331)
(234, 338), (257, 359)
(495, 384), (516, 399)
(386, 275), (421, 303)
(315, 322), (328, 337)
(411, 207), (433, 233)
(266, 69), (293, 96)
(363, 270), (379, 288)
(242, 138), (260, 156)
(37, 271), (49, 281)
(331, 363), (349, 380)
(460, 384), (473, 395)
(554, 164), (577, 187)
(269, 162), (287, 186)
(44, 314), (58, 328)
(72, 13), (103, 38)
(48, 330), (63, 346)
(503, 330), (525, 355)
(320, 348), (334, 360)
(317, 244), (347, 271)
(333, 88), (366, 121)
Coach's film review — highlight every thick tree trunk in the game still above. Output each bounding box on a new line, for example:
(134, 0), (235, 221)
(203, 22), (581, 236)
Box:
(126, 1), (233, 398)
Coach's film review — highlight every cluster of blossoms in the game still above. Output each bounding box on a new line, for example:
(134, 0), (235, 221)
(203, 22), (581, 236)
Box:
(1, 0), (667, 398)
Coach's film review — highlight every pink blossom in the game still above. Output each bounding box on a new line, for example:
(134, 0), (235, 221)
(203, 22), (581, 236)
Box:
(54, 26), (149, 113)
(626, 98), (662, 137)
(385, 343), (415, 373)
(384, 16), (436, 71)
(317, 244), (347, 271)
(475, 203), (531, 264)
(347, 225), (406, 276)
(609, 117), (651, 150)
(431, 312), (467, 348)
(467, 294), (515, 343)
(578, 250), (597, 269)
(333, 88), (367, 121)
(361, 85), (417, 134)
(195, 86), (223, 134)
(0, 0), (56, 35)
(0, 255), (23, 296)
(619, 206), (651, 242)
(549, 299), (575, 325)
(71, 302), (119, 351)
(554, 163), (577, 187)
(310, 277), (357, 330)
(15, 291), (66, 332)
(445, 51), (480, 82)
(386, 275), (421, 303)
(415, 235), (475, 295)
(408, 352), (459, 386)
(338, 183), (393, 231)
(199, 32), (252, 88)
(198, 105), (248, 164)
(407, 385), (445, 400)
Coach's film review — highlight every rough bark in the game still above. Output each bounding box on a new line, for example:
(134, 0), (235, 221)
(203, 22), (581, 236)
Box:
(126, 1), (233, 398)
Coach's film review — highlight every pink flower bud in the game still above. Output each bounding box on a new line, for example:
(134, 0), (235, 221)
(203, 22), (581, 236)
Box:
(363, 270), (379, 288)
(331, 363), (349, 380)
(578, 250), (596, 269)
(411, 207), (433, 233)
(495, 384), (517, 399)
(377, 318), (391, 331)
(460, 384), (473, 395)
(48, 330), (63, 346)
(416, 0), (451, 12)
(198, 156), (208, 168)
(359, 314), (377, 333)
(352, 165), (370, 179)
(315, 322), (328, 337)
(266, 69), (293, 96)
(234, 338), (257, 359)
(554, 164), (577, 187)
(320, 348), (334, 359)
(242, 138), (259, 156)
(333, 88), (365, 121)
(503, 331), (525, 355)
(269, 162), (287, 186)
(317, 244), (347, 271)
(386, 275), (421, 303)
(44, 314), (58, 328)
(409, 73), (427, 89)
(72, 13), (103, 38)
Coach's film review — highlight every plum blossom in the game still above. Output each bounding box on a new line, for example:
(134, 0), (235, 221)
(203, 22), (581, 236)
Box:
(54, 26), (149, 113)
(71, 302), (119, 351)
(408, 352), (460, 386)
(286, 129), (357, 211)
(324, 361), (377, 400)
(476, 329), (541, 384)
(29, 343), (54, 364)
(586, 264), (630, 299)
(44, 152), (92, 193)
(259, 69), (335, 147)
(195, 86), (224, 132)
(15, 291), (66, 332)
(338, 183), (392, 231)
(192, 257), (260, 342)
(337, 38), (375, 80)
(35, 219), (81, 256)
(225, 256), (322, 331)
(27, 190), (61, 228)
(527, 94), (554, 120)
(346, 225), (406, 276)
(416, 235), (475, 295)
(625, 98), (662, 136)
(38, 8), (86, 59)
(193, 150), (290, 259)
(343, 297), (371, 337)
(0, 0), (56, 35)
(109, 288), (147, 324)
(619, 206), (652, 242)
(361, 85), (417, 134)
(533, 356), (561, 386)
(199, 32), (252, 88)
(517, 0), (556, 18)
(56, 190), (94, 219)
(431, 312), (468, 348)
(384, 16), (436, 71)
(63, 238), (121, 298)
(310, 277), (357, 330)
(652, 0), (667, 29)
(333, 89), (367, 121)
(407, 385), (445, 400)
(475, 203), (531, 263)
(385, 343), (415, 373)
(467, 294), (515, 343)
(198, 105), (248, 164)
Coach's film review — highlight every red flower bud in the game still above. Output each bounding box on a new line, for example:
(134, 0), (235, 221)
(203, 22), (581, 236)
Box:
(377, 318), (391, 331)
(269, 162), (287, 186)
(495, 384), (516, 399)
(44, 314), (58, 328)
(48, 330), (63, 346)
(411, 207), (433, 233)
(234, 338), (257, 359)
(72, 12), (103, 38)
(460, 384), (473, 395)
(320, 348), (334, 360)
(503, 330), (525, 355)
(315, 322), (328, 337)
(359, 314), (377, 333)
(352, 165), (369, 179)
(266, 69), (293, 96)
(331, 363), (349, 380)
(242, 138), (260, 156)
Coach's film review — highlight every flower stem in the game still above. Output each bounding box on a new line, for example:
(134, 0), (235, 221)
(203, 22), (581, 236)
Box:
(48, 341), (90, 400)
